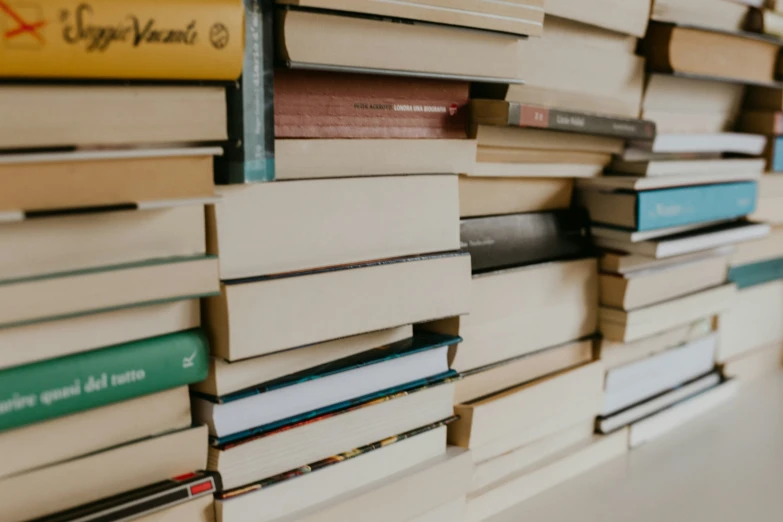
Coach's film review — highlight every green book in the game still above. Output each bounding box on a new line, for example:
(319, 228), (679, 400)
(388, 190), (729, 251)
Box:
(0, 330), (208, 432)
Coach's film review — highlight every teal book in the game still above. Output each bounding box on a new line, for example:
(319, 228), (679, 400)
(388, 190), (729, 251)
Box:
(215, 0), (275, 184)
(770, 137), (783, 172)
(728, 257), (783, 289)
(0, 330), (208, 432)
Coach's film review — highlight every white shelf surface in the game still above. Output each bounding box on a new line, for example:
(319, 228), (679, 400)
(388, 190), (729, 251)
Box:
(490, 373), (783, 522)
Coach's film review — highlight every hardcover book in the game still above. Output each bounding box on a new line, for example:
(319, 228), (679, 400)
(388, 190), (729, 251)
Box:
(470, 100), (656, 140)
(460, 209), (594, 274)
(765, 136), (783, 171)
(0, 330), (209, 431)
(274, 69), (470, 139)
(216, 0), (276, 184)
(0, 0), (244, 80)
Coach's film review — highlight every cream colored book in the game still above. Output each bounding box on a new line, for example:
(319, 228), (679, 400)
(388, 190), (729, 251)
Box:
(425, 259), (597, 373)
(652, 0), (749, 32)
(722, 341), (783, 382)
(473, 125), (624, 154)
(719, 280), (783, 361)
(136, 495), (215, 522)
(275, 139), (476, 180)
(409, 497), (466, 522)
(730, 226), (783, 267)
(471, 161), (605, 178)
(546, 0), (651, 37)
(459, 176), (573, 217)
(206, 252), (470, 361)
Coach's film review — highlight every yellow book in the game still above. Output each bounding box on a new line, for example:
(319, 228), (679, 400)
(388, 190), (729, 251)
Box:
(0, 0), (244, 80)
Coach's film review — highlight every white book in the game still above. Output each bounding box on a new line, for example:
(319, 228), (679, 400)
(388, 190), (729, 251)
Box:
(592, 220), (733, 243)
(579, 170), (761, 190)
(602, 333), (718, 415)
(608, 157), (766, 177)
(628, 133), (767, 155)
(193, 344), (449, 438)
(597, 373), (721, 434)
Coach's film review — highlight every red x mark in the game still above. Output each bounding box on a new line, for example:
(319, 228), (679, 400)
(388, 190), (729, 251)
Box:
(0, 1), (45, 42)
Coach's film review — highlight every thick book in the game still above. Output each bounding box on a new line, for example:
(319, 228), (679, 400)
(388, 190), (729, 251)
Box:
(584, 170), (762, 191)
(192, 332), (457, 438)
(34, 471), (216, 522)
(765, 136), (783, 171)
(546, 0), (650, 37)
(729, 257), (783, 288)
(627, 132), (768, 155)
(460, 209), (594, 274)
(459, 177), (573, 218)
(577, 181), (758, 231)
(275, 69), (469, 139)
(719, 279), (783, 361)
(469, 100), (656, 140)
(0, 0), (243, 80)
(0, 330), (208, 431)
(738, 110), (783, 135)
(217, 0), (275, 184)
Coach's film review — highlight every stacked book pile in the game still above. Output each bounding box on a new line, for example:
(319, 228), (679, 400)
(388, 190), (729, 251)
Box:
(578, 2), (781, 450)
(0, 1), (245, 520)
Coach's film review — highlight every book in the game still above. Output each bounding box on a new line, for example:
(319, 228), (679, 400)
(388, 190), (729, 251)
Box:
(454, 338), (594, 404)
(1, 387), (190, 480)
(192, 332), (456, 438)
(0, 0), (243, 80)
(608, 157), (765, 178)
(466, 429), (628, 521)
(459, 177), (574, 218)
(275, 7), (525, 82)
(587, 171), (762, 191)
(449, 362), (604, 450)
(476, 148), (610, 166)
(409, 498), (466, 522)
(597, 373), (721, 433)
(722, 341), (783, 381)
(275, 69), (469, 139)
(628, 380), (737, 448)
(600, 246), (734, 275)
(746, 7), (783, 37)
(738, 110), (783, 134)
(593, 221), (770, 258)
(600, 319), (714, 370)
(545, 0), (651, 37)
(208, 378), (455, 489)
(131, 494), (214, 522)
(35, 471), (216, 522)
(214, 421), (451, 522)
(765, 136), (783, 171)
(640, 22), (781, 85)
(460, 209), (594, 274)
(600, 284), (737, 343)
(627, 132), (767, 155)
(0, 300), (199, 371)
(577, 181), (758, 231)
(216, 0), (275, 184)
(602, 333), (718, 415)
(206, 252), (471, 361)
(652, 0), (750, 33)
(0, 426), (207, 522)
(729, 257), (783, 288)
(0, 255), (219, 329)
(209, 175), (460, 279)
(730, 226), (783, 266)
(469, 100), (656, 140)
(275, 139), (476, 180)
(276, 0), (545, 36)
(473, 124), (624, 154)
(471, 17), (645, 118)
(423, 258), (598, 372)
(0, 148), (218, 213)
(751, 197), (783, 223)
(0, 85), (227, 150)
(0, 205), (206, 281)
(471, 160), (606, 178)
(599, 253), (729, 310)
(719, 279), (783, 361)
(745, 85), (783, 111)
(194, 326), (412, 397)
(0, 330), (208, 431)
(243, 447), (472, 522)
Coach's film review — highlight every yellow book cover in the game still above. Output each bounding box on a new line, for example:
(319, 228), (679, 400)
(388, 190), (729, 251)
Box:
(0, 0), (244, 80)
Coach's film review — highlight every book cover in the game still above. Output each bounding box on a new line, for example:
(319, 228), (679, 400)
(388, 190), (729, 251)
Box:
(0, 0), (243, 80)
(460, 209), (595, 274)
(34, 471), (216, 522)
(728, 257), (783, 288)
(470, 99), (656, 140)
(274, 69), (470, 139)
(635, 182), (758, 231)
(216, 0), (276, 184)
(0, 330), (208, 431)
(767, 136), (783, 172)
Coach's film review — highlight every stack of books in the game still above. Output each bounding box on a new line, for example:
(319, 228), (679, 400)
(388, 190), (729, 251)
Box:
(193, 2), (547, 521)
(578, 6), (781, 449)
(0, 0), (245, 520)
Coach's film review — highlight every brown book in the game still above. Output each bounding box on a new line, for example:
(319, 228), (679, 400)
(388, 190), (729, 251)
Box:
(640, 22), (780, 85)
(275, 69), (469, 139)
(738, 110), (783, 134)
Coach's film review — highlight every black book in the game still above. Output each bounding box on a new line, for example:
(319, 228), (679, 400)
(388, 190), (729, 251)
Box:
(461, 209), (594, 274)
(33, 472), (216, 522)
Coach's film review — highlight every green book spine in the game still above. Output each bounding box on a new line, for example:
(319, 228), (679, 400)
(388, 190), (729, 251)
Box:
(215, 0), (275, 184)
(0, 330), (209, 432)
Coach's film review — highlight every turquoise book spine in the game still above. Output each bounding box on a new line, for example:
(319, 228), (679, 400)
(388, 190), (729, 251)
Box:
(636, 182), (757, 231)
(0, 330), (208, 432)
(728, 257), (783, 289)
(772, 137), (783, 173)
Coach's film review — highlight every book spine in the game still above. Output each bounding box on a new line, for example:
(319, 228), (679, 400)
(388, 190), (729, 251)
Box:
(636, 182), (758, 232)
(215, 0), (276, 184)
(510, 103), (656, 140)
(0, 330), (209, 431)
(460, 209), (594, 274)
(0, 0), (244, 80)
(728, 257), (783, 289)
(772, 137), (783, 172)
